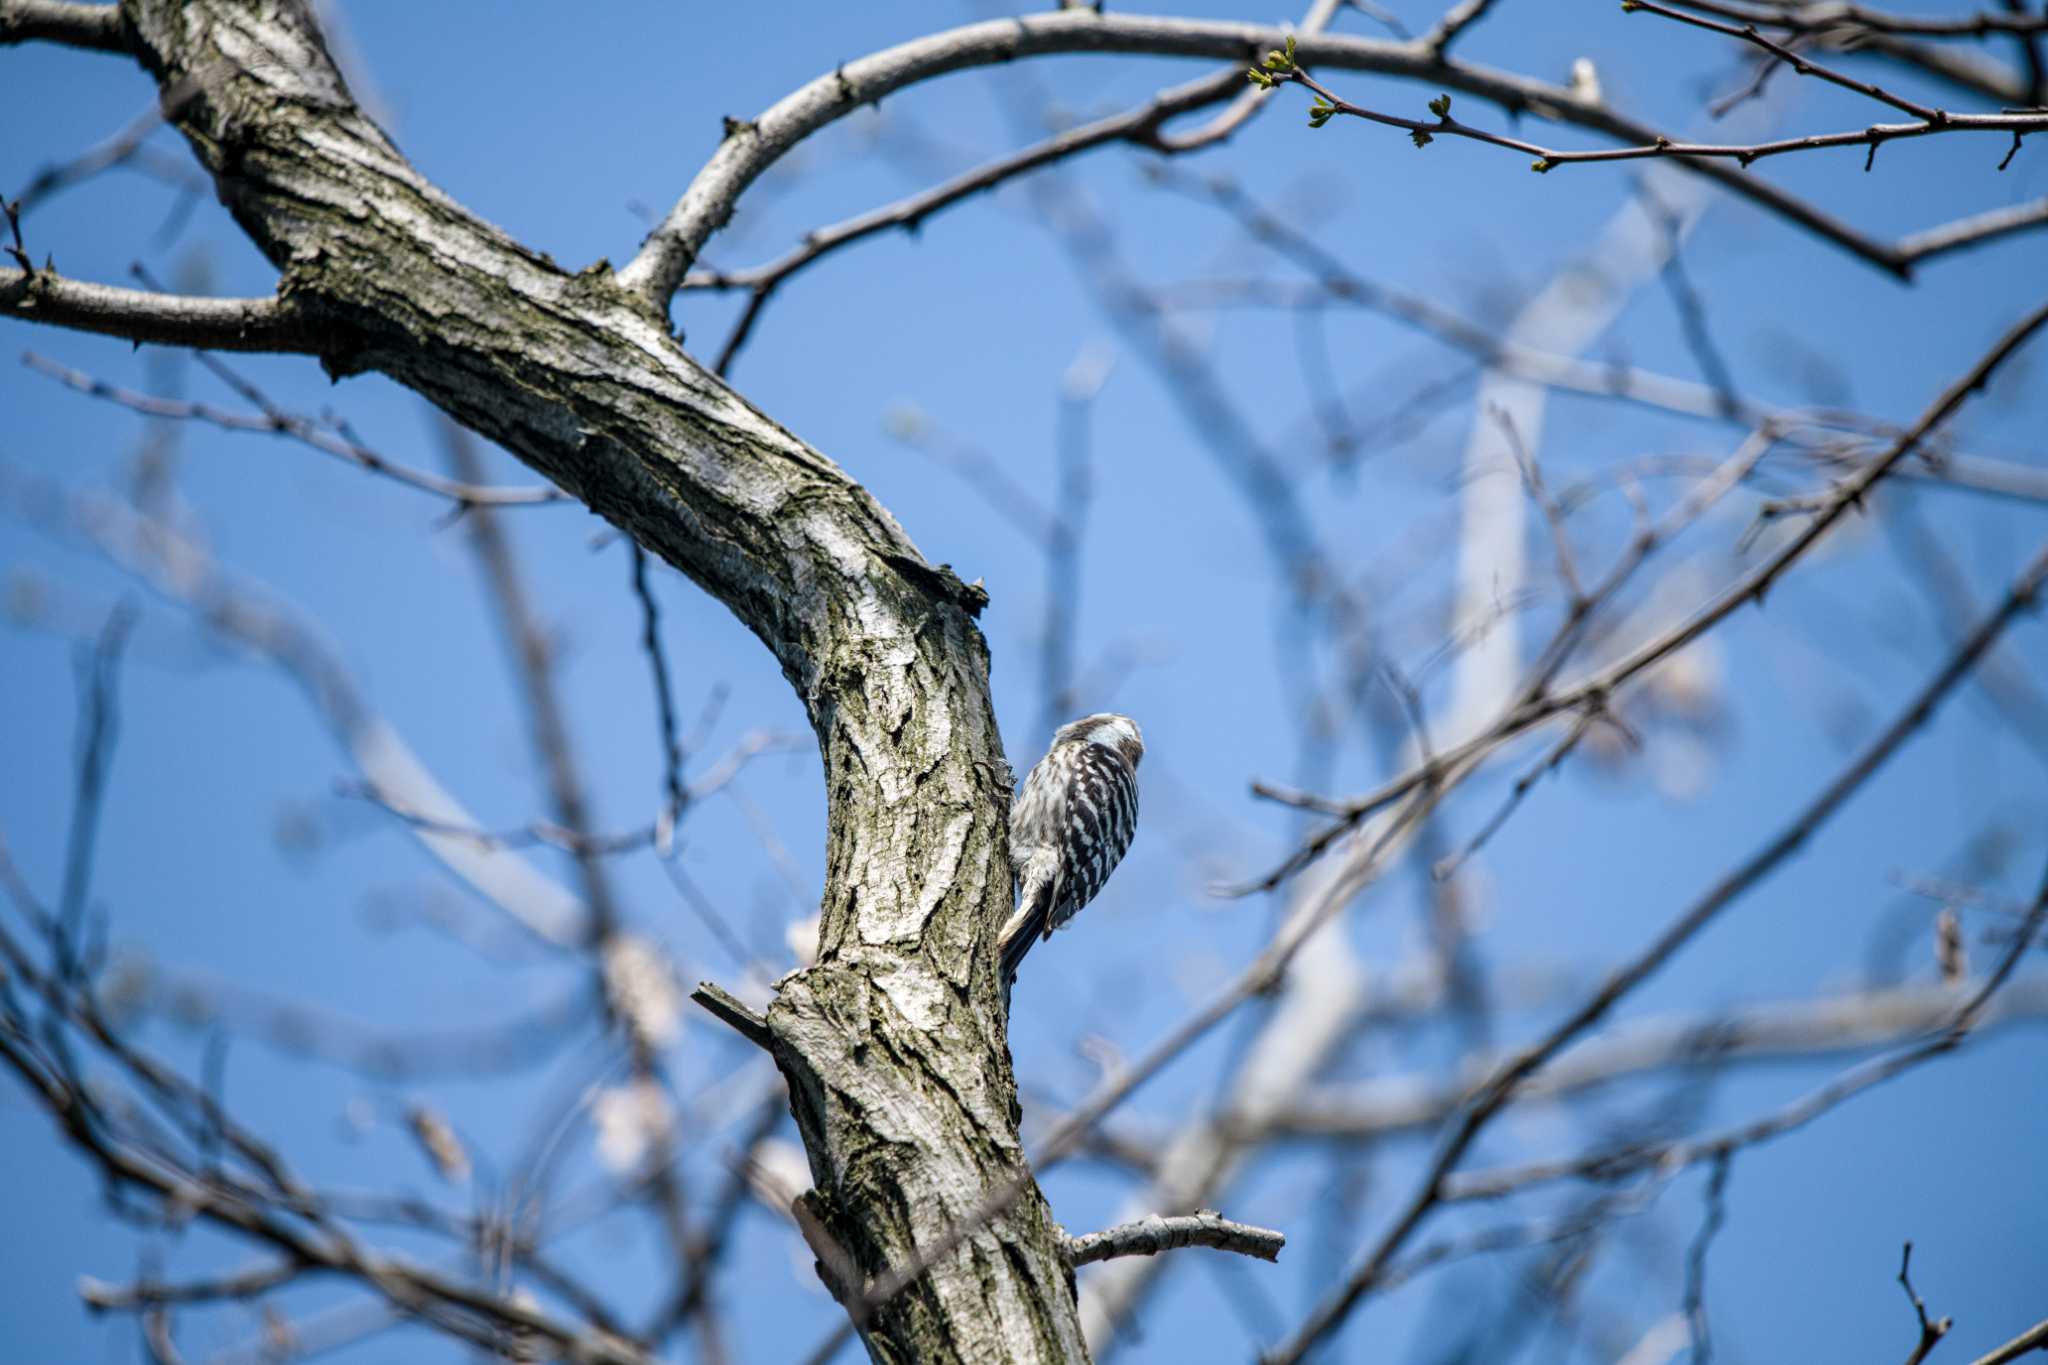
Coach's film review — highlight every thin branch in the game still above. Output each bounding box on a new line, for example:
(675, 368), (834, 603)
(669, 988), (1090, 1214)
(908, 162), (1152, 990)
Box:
(1971, 1317), (2048, 1365)
(25, 354), (565, 507)
(630, 546), (688, 852)
(1898, 1242), (1954, 1365)
(1421, 0), (1504, 56)
(1447, 864), (2048, 1202)
(1, 468), (589, 947)
(622, 11), (1906, 304)
(1898, 197), (2048, 266)
(1248, 298), (2048, 895)
(1628, 0), (1941, 121)
(336, 729), (801, 858)
(80, 1259), (305, 1312)
(1262, 538), (2048, 1364)
(1661, 0), (2048, 39)
(688, 0), (1345, 372)
(56, 603), (135, 980)
(1269, 976), (2048, 1140)
(13, 90), (206, 216)
(1064, 1212), (1286, 1268)
(434, 413), (627, 954)
(1, 270), (318, 352)
(1269, 61), (2046, 180)
(1681, 1155), (1733, 1363)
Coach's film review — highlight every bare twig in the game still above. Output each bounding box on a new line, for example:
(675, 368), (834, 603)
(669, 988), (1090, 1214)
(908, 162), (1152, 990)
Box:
(1263, 58), (2046, 180)
(1263, 536), (2048, 1364)
(1898, 1242), (1954, 1365)
(622, 10), (1908, 302)
(1681, 1155), (1733, 1363)
(1248, 299), (2048, 895)
(25, 354), (564, 507)
(1064, 1211), (1286, 1267)
(630, 546), (689, 851)
(1970, 1317), (2048, 1365)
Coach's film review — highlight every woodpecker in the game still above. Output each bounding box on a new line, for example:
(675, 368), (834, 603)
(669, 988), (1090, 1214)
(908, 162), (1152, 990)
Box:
(998, 713), (1143, 993)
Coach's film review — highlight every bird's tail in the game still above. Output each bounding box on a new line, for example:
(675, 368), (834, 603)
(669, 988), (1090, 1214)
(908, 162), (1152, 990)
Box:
(997, 875), (1052, 992)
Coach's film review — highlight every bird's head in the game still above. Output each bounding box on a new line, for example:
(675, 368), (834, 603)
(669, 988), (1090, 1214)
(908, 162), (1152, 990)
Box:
(1060, 712), (1144, 771)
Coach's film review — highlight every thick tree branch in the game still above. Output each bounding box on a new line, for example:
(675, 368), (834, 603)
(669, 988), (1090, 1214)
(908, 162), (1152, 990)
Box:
(0, 0), (128, 52)
(0, 269), (318, 352)
(105, 1), (1080, 1358)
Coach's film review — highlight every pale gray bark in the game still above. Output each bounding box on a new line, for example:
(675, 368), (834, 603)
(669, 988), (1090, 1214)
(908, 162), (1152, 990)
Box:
(84, 1), (1080, 1358)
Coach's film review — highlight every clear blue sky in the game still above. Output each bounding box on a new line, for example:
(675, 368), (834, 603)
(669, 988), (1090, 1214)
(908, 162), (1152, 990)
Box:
(3, 3), (2045, 1362)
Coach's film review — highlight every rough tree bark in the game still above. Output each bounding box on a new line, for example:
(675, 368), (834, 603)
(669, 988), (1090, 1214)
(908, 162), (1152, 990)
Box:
(93, 1), (1082, 1358)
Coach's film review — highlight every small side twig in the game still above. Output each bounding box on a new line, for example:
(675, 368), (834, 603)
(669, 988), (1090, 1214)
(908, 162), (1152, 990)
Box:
(631, 546), (688, 853)
(1897, 1241), (1953, 1365)
(690, 982), (773, 1053)
(1063, 1211), (1286, 1267)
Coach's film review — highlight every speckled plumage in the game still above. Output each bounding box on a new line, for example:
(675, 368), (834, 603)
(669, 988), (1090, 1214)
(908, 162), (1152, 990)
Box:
(998, 713), (1143, 990)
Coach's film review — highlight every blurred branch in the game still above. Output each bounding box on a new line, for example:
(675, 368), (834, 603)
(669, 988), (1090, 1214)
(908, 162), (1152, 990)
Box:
(1972, 1317), (2048, 1365)
(1249, 298), (2048, 895)
(1269, 977), (2048, 1141)
(1264, 536), (2048, 1363)
(336, 730), (801, 858)
(1445, 860), (2048, 1202)
(12, 90), (206, 217)
(56, 603), (134, 980)
(1421, 0), (1503, 56)
(0, 465), (589, 947)
(1897, 198), (2048, 267)
(24, 354), (565, 507)
(80, 1260), (303, 1312)
(1680, 1155), (1733, 1363)
(1659, 0), (2048, 39)
(1078, 849), (1366, 1354)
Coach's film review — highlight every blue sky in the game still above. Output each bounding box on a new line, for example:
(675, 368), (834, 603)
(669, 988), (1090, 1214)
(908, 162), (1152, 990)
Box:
(3, 3), (2045, 1362)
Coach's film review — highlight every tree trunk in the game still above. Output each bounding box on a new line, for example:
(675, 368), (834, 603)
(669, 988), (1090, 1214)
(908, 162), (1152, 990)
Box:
(120, 1), (1085, 1357)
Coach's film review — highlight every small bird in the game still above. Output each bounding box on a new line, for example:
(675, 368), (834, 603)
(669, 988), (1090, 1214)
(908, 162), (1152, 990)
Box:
(998, 713), (1144, 995)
